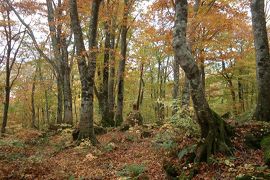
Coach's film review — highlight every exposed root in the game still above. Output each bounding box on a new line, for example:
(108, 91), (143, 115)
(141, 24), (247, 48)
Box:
(195, 110), (233, 162)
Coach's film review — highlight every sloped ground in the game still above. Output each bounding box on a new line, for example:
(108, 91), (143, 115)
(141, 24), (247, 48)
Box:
(0, 128), (166, 179)
(0, 121), (270, 179)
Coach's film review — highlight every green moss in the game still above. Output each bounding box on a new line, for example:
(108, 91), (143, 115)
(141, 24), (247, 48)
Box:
(117, 164), (146, 178)
(260, 135), (270, 165)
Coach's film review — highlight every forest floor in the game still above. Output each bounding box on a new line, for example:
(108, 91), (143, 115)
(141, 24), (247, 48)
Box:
(0, 120), (270, 179)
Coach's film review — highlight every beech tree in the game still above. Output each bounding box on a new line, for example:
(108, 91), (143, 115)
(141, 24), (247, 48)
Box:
(69, 0), (101, 143)
(173, 0), (232, 162)
(94, 0), (118, 127)
(46, 0), (73, 125)
(114, 0), (131, 126)
(251, 0), (270, 121)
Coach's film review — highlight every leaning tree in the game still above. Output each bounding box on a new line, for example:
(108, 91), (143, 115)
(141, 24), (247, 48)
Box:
(173, 0), (232, 162)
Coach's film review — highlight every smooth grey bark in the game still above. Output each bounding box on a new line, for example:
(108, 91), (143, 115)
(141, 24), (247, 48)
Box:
(251, 0), (270, 121)
(173, 0), (231, 162)
(46, 0), (63, 124)
(46, 0), (73, 125)
(115, 0), (129, 126)
(69, 0), (101, 144)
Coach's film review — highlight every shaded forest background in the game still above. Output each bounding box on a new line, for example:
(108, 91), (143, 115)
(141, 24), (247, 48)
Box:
(0, 0), (259, 131)
(1, 0), (270, 179)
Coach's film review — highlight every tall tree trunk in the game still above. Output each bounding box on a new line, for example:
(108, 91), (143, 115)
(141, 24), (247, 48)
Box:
(46, 0), (63, 124)
(200, 59), (205, 93)
(251, 0), (270, 121)
(181, 75), (190, 110)
(1, 45), (11, 134)
(99, 20), (114, 127)
(115, 0), (129, 126)
(63, 68), (73, 125)
(222, 61), (237, 114)
(108, 25), (116, 124)
(38, 65), (50, 125)
(62, 38), (73, 125)
(172, 56), (180, 115)
(228, 80), (237, 115)
(1, 8), (25, 134)
(136, 63), (144, 110)
(1, 87), (10, 134)
(1, 43), (11, 134)
(46, 0), (73, 125)
(238, 77), (245, 113)
(31, 69), (37, 129)
(56, 75), (63, 124)
(173, 0), (231, 162)
(69, 0), (101, 144)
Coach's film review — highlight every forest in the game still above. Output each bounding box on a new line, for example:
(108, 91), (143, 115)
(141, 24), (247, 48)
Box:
(0, 0), (270, 179)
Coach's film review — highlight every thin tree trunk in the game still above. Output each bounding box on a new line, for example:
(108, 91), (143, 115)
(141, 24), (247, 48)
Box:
(136, 63), (144, 110)
(228, 80), (237, 115)
(108, 26), (116, 124)
(31, 69), (37, 129)
(62, 39), (73, 125)
(172, 56), (180, 115)
(221, 61), (237, 114)
(1, 43), (10, 134)
(99, 20), (114, 127)
(1, 8), (25, 134)
(181, 75), (190, 110)
(56, 76), (63, 124)
(74, 94), (78, 124)
(200, 60), (205, 93)
(115, 0), (129, 126)
(1, 87), (10, 134)
(237, 77), (244, 113)
(37, 108), (40, 129)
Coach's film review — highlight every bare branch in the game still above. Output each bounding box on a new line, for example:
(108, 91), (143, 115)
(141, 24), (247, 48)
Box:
(4, 0), (57, 70)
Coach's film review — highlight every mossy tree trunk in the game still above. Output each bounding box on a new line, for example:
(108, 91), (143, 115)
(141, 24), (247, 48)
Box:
(173, 0), (232, 162)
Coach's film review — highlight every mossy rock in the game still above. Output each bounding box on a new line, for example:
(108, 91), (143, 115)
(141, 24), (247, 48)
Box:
(94, 126), (107, 135)
(163, 161), (179, 178)
(125, 110), (143, 127)
(140, 130), (153, 138)
(245, 134), (261, 149)
(119, 123), (130, 131)
(261, 135), (270, 165)
(244, 129), (270, 149)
